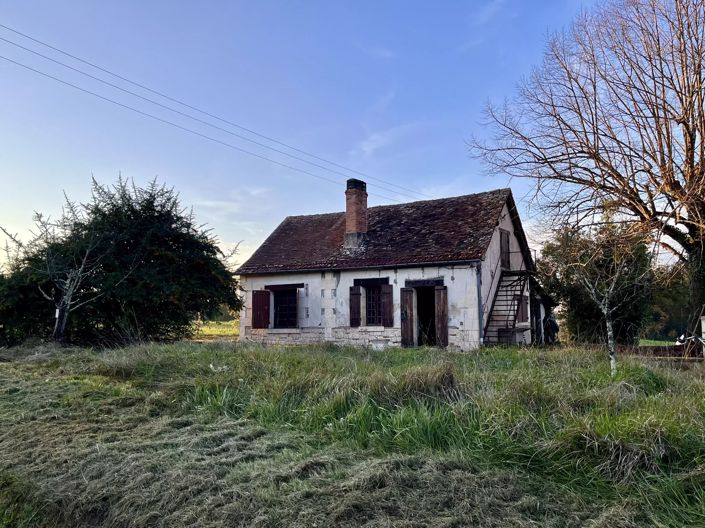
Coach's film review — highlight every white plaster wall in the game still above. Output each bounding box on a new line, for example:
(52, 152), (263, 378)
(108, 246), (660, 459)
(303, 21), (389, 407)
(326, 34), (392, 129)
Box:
(480, 203), (532, 343)
(239, 265), (482, 350)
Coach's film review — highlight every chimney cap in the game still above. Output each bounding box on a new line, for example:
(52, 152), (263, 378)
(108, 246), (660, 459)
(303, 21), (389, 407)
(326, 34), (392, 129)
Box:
(346, 178), (367, 191)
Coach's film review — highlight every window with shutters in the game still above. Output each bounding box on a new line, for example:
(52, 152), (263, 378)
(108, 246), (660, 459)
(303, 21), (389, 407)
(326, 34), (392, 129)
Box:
(350, 281), (393, 328)
(273, 289), (298, 328)
(500, 229), (511, 270)
(365, 286), (382, 326)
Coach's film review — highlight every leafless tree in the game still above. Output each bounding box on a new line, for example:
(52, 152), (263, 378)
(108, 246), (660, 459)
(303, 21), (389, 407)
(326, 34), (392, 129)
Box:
(471, 0), (705, 328)
(564, 229), (654, 375)
(2, 200), (118, 342)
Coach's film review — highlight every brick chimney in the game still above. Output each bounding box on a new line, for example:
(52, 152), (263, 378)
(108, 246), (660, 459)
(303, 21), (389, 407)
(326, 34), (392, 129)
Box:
(344, 178), (368, 249)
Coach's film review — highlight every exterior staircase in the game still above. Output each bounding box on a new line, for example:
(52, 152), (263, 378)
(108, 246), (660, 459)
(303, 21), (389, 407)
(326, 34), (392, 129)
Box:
(484, 271), (530, 345)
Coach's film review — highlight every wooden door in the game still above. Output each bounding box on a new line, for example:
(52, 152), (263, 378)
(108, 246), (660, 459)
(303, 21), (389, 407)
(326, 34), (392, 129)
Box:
(400, 287), (414, 347)
(434, 286), (448, 347)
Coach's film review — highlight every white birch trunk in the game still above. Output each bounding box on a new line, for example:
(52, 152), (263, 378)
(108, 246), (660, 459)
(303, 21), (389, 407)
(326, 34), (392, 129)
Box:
(605, 310), (617, 377)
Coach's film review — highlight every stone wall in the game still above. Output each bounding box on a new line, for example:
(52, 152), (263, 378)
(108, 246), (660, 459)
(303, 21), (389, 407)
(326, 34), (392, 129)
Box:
(241, 325), (401, 348)
(448, 327), (480, 350)
(241, 325), (481, 351)
(243, 327), (325, 345)
(331, 326), (401, 347)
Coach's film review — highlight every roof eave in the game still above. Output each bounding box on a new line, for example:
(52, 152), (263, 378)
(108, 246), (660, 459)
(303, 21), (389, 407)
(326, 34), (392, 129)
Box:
(237, 258), (482, 276)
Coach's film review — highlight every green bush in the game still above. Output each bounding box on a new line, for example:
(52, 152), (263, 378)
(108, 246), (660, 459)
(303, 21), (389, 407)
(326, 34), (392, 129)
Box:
(0, 179), (241, 345)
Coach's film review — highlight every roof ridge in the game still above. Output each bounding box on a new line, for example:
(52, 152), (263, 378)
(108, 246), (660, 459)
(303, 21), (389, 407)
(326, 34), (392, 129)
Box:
(284, 211), (344, 220)
(285, 187), (511, 219)
(368, 187), (510, 210)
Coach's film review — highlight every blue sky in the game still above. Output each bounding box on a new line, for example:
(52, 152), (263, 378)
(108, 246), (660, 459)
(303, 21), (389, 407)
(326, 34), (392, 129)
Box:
(0, 0), (593, 263)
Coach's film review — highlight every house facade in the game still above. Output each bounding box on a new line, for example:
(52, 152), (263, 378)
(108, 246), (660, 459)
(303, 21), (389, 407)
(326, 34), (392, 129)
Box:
(237, 179), (550, 350)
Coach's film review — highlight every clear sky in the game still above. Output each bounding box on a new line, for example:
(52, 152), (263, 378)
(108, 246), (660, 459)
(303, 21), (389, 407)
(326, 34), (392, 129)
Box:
(0, 0), (594, 264)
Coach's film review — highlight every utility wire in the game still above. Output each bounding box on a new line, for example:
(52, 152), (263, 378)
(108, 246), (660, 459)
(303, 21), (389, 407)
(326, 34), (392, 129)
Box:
(0, 22), (433, 200)
(0, 35), (421, 201)
(0, 36), (425, 203)
(0, 53), (400, 203)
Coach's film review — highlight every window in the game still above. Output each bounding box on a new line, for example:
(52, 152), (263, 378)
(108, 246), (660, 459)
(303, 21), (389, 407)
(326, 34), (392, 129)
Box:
(365, 286), (383, 326)
(515, 295), (529, 323)
(350, 280), (393, 328)
(500, 229), (511, 270)
(262, 283), (303, 329)
(273, 289), (298, 328)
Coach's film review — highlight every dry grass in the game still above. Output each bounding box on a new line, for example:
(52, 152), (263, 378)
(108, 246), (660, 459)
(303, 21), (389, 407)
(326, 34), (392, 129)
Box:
(1, 342), (704, 526)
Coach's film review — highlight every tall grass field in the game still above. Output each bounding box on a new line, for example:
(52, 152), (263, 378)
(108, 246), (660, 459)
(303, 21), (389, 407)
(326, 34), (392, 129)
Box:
(1, 342), (705, 526)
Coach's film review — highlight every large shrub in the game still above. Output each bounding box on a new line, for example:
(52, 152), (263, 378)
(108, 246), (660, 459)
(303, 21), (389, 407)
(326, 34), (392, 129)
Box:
(0, 179), (241, 345)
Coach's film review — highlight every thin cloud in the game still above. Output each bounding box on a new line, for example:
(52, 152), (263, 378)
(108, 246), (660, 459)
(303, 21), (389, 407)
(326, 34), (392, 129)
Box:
(456, 35), (487, 53)
(472, 0), (506, 26)
(368, 89), (396, 116)
(356, 43), (397, 60)
(351, 122), (423, 160)
(194, 187), (272, 217)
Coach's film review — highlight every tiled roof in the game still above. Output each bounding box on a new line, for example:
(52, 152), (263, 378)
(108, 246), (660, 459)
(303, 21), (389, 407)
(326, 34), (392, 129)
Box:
(237, 188), (513, 274)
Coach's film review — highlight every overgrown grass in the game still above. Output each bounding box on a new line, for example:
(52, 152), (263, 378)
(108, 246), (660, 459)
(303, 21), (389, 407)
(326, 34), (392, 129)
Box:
(2, 342), (705, 526)
(0, 473), (50, 528)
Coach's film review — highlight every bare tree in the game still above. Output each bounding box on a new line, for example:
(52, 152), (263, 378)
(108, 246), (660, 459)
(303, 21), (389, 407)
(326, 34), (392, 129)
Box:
(2, 201), (116, 342)
(565, 229), (653, 375)
(471, 0), (705, 328)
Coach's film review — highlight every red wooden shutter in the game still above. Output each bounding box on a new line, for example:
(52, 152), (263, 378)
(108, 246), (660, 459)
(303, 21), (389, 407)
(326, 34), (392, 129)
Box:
(252, 290), (270, 329)
(435, 286), (448, 347)
(349, 285), (361, 327)
(381, 284), (394, 327)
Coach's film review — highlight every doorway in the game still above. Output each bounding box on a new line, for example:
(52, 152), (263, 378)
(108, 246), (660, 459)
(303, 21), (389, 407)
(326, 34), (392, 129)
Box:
(416, 287), (437, 346)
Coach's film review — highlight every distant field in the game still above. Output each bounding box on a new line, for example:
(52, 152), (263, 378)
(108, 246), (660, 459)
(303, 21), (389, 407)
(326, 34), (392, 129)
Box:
(1, 343), (705, 527)
(193, 320), (239, 339)
(639, 338), (675, 347)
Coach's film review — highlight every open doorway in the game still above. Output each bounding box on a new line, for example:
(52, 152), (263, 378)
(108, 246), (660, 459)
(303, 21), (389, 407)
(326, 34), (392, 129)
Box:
(416, 286), (437, 346)
(401, 282), (448, 348)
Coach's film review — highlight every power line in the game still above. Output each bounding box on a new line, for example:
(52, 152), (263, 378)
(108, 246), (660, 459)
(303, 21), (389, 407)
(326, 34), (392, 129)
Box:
(0, 22), (434, 200)
(0, 35), (423, 202)
(0, 53), (401, 203)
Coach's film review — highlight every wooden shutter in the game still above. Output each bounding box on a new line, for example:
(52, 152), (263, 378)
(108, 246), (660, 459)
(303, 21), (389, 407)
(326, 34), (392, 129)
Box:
(435, 286), (448, 347)
(500, 230), (511, 269)
(400, 288), (414, 347)
(251, 290), (270, 329)
(381, 284), (394, 327)
(349, 285), (361, 327)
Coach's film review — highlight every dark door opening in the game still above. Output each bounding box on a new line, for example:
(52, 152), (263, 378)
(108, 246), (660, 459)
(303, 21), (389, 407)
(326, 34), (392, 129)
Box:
(416, 287), (437, 346)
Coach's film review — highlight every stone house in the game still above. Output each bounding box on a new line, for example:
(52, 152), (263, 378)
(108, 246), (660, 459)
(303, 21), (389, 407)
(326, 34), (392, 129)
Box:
(236, 179), (551, 350)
